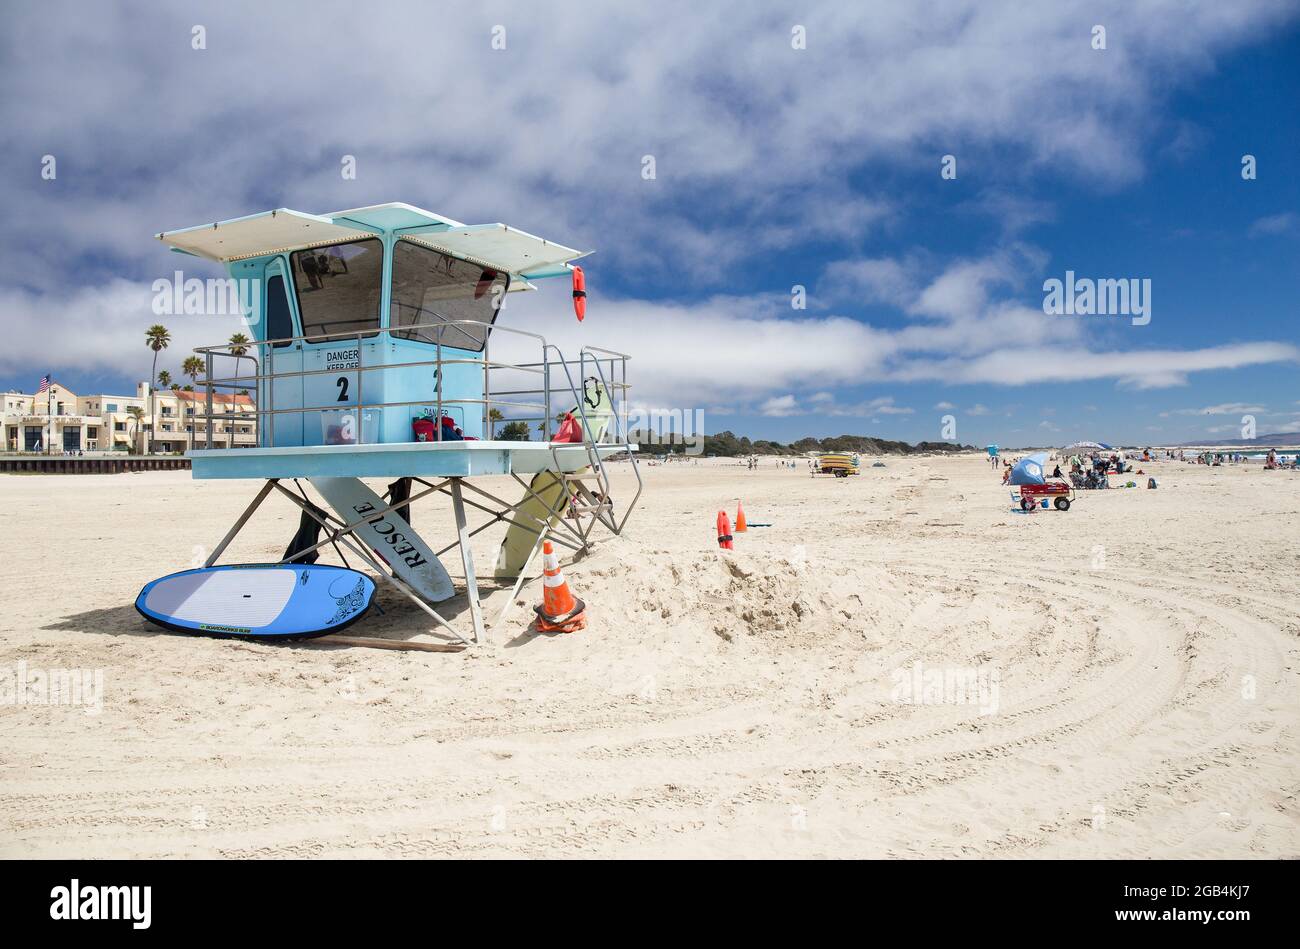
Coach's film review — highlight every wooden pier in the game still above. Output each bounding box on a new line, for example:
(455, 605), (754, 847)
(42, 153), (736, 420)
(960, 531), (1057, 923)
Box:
(0, 455), (191, 474)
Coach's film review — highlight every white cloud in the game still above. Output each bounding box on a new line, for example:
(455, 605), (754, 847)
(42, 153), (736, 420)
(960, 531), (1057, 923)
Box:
(511, 246), (1299, 409)
(0, 279), (247, 383)
(4, 1), (1298, 414)
(759, 395), (800, 417)
(1248, 213), (1296, 237)
(1165, 402), (1267, 416)
(934, 401), (955, 410)
(821, 256), (919, 307)
(957, 190), (1055, 235)
(5, 1), (1298, 291)
(910, 255), (1019, 320)
(753, 391), (915, 418)
(7, 249), (1296, 413)
(896, 341), (1297, 391)
(815, 395), (914, 417)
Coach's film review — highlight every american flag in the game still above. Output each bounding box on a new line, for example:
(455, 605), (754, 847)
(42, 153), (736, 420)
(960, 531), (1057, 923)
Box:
(36, 375), (50, 394)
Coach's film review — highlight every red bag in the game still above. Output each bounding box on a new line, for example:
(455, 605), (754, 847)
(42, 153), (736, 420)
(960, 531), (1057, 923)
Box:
(553, 412), (583, 443)
(412, 418), (436, 442)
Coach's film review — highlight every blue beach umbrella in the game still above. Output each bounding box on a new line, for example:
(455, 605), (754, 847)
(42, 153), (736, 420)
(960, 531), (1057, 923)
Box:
(1009, 452), (1049, 486)
(986, 444), (999, 457)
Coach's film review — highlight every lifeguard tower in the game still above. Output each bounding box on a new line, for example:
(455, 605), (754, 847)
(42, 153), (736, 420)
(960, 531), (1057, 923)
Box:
(157, 203), (640, 645)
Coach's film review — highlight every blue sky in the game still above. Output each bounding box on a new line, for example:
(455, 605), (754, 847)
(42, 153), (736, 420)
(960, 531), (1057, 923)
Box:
(2, 1), (1297, 446)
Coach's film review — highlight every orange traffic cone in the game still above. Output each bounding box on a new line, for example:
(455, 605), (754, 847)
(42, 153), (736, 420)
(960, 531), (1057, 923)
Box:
(734, 501), (748, 533)
(716, 511), (733, 550)
(534, 540), (586, 632)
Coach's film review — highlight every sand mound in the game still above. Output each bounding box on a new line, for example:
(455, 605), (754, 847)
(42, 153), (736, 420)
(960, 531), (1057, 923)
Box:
(572, 534), (905, 651)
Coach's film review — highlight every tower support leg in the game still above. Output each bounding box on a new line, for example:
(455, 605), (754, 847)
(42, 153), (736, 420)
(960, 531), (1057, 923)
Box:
(450, 478), (487, 645)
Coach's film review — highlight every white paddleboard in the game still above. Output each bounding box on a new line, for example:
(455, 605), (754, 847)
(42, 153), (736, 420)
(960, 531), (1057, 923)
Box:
(135, 564), (375, 639)
(309, 476), (454, 603)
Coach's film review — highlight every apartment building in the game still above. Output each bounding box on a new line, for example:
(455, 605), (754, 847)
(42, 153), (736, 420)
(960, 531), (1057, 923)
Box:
(2, 381), (256, 453)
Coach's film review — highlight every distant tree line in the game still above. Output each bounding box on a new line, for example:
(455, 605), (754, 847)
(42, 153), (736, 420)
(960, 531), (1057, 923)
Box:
(628, 429), (977, 457)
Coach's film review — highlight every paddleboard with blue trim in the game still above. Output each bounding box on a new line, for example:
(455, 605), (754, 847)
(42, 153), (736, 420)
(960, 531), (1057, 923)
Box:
(135, 564), (375, 640)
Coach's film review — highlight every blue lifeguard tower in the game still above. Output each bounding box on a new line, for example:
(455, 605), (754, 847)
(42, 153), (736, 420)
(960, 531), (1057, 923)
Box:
(157, 203), (639, 646)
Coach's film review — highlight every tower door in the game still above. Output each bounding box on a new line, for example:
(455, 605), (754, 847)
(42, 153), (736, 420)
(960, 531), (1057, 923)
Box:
(261, 270), (303, 447)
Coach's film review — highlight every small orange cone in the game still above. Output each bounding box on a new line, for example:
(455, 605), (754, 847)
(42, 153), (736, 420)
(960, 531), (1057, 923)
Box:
(716, 511), (733, 549)
(734, 501), (748, 533)
(534, 540), (586, 632)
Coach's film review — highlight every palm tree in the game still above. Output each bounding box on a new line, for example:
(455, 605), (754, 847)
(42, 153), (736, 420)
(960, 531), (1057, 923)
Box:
(155, 370), (173, 451)
(488, 407), (503, 438)
(182, 355), (204, 384)
(171, 382), (183, 446)
(227, 334), (253, 450)
(126, 405), (145, 455)
(181, 354), (204, 451)
(228, 333), (251, 387)
(144, 325), (170, 454)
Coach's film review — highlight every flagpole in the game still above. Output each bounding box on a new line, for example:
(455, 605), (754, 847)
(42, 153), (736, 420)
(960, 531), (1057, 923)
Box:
(47, 380), (53, 456)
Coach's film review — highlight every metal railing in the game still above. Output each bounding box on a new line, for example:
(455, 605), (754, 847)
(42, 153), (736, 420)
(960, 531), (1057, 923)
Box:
(190, 321), (633, 454)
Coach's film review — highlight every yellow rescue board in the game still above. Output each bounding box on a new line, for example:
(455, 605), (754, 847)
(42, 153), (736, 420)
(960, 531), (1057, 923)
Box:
(493, 380), (613, 579)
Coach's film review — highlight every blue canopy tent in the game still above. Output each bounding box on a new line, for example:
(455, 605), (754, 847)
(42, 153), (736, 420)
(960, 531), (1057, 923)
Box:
(1009, 452), (1049, 486)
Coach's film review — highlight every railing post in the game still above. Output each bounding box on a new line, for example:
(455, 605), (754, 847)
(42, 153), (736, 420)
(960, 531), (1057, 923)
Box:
(205, 352), (213, 450)
(355, 329), (363, 444)
(266, 343), (274, 448)
(435, 339), (443, 441)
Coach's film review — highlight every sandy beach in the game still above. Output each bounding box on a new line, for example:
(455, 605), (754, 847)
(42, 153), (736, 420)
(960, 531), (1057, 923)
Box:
(2, 455), (1296, 859)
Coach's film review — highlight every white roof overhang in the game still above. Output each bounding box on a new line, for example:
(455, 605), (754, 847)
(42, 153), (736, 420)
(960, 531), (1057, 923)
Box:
(395, 223), (588, 278)
(157, 206), (588, 279)
(157, 209), (378, 263)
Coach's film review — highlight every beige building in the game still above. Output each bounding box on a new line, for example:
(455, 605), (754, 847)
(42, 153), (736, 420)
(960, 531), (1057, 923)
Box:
(2, 381), (256, 454)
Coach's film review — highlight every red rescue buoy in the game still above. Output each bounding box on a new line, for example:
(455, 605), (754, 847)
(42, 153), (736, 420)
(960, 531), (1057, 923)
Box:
(572, 265), (586, 321)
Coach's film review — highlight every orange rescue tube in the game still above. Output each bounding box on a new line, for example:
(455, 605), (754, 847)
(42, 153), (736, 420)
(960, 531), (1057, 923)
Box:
(572, 265), (586, 321)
